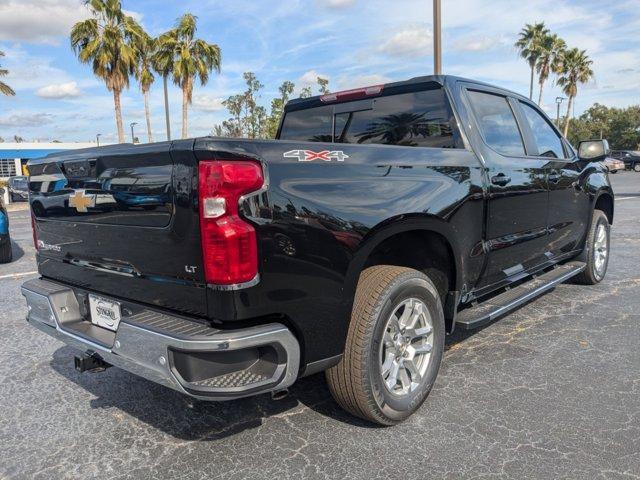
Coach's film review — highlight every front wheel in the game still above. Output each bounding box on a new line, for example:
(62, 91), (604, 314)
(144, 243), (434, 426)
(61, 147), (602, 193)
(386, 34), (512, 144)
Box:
(634, 163), (640, 172)
(326, 265), (445, 425)
(573, 210), (610, 285)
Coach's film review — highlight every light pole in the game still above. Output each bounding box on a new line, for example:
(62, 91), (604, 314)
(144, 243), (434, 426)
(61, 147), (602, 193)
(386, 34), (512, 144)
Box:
(96, 133), (102, 147)
(433, 0), (442, 75)
(555, 97), (565, 126)
(130, 122), (138, 144)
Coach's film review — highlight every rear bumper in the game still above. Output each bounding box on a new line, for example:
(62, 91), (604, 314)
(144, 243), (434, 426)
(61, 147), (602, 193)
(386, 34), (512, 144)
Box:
(21, 278), (300, 400)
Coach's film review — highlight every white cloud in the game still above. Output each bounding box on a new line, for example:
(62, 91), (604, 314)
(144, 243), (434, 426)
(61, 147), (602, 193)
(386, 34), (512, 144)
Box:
(379, 25), (432, 57)
(454, 36), (506, 52)
(299, 69), (330, 85)
(192, 94), (226, 112)
(0, 0), (90, 45)
(36, 81), (82, 99)
(336, 74), (391, 90)
(316, 0), (356, 8)
(0, 113), (54, 127)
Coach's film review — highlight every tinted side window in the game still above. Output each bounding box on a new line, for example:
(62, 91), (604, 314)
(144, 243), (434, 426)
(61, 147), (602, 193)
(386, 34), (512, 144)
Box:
(339, 89), (457, 148)
(520, 102), (566, 158)
(467, 90), (525, 156)
(279, 105), (333, 142)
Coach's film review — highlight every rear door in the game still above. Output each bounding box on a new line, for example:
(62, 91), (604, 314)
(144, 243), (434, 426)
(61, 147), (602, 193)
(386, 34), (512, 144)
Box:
(464, 87), (550, 290)
(516, 100), (590, 256)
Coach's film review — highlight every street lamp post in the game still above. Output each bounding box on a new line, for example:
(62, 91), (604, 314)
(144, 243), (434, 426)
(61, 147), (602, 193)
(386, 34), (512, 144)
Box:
(555, 97), (565, 126)
(130, 122), (138, 144)
(96, 133), (102, 147)
(433, 0), (442, 75)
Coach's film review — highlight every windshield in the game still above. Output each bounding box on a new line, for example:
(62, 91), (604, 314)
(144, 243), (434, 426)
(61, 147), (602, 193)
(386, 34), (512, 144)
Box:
(10, 177), (28, 189)
(280, 87), (461, 148)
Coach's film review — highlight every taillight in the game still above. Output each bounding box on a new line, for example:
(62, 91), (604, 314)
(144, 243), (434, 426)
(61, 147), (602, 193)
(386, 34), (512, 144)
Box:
(198, 160), (264, 285)
(31, 212), (39, 251)
(320, 84), (384, 103)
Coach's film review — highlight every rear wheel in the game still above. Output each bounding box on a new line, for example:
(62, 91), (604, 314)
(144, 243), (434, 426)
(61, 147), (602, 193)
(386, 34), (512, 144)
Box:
(326, 265), (445, 425)
(634, 163), (640, 172)
(573, 210), (610, 285)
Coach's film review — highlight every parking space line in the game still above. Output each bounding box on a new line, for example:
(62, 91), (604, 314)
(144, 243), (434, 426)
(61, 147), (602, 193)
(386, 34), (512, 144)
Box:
(615, 197), (640, 201)
(0, 271), (38, 280)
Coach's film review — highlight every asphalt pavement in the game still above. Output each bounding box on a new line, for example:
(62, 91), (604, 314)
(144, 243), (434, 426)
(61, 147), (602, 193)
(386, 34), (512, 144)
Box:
(1, 172), (639, 479)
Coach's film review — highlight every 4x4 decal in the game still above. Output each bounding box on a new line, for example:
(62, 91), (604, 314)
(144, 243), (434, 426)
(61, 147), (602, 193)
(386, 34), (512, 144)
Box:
(283, 149), (349, 162)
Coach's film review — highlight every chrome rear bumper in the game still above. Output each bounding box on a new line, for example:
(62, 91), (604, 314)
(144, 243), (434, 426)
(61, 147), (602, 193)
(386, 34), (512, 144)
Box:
(22, 278), (300, 400)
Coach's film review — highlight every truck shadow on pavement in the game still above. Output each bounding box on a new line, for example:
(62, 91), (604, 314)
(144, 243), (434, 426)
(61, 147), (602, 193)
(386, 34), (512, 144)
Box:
(11, 240), (25, 262)
(49, 346), (375, 439)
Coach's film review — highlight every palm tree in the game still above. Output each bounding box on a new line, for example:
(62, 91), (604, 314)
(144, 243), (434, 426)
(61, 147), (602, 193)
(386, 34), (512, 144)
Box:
(70, 0), (141, 143)
(134, 31), (156, 143)
(0, 50), (15, 96)
(515, 22), (549, 100)
(535, 34), (566, 106)
(556, 48), (594, 137)
(155, 14), (221, 139)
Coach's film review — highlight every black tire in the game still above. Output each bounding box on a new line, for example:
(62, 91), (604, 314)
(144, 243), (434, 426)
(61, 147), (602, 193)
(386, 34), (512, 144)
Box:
(573, 210), (610, 285)
(634, 163), (640, 172)
(0, 239), (12, 263)
(326, 265), (445, 425)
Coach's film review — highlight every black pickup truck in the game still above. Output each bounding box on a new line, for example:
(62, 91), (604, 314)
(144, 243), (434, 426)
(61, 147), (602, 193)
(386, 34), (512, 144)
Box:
(22, 75), (613, 425)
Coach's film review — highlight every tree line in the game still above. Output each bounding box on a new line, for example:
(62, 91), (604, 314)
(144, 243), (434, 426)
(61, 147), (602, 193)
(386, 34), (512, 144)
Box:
(515, 21), (594, 137)
(70, 0), (221, 143)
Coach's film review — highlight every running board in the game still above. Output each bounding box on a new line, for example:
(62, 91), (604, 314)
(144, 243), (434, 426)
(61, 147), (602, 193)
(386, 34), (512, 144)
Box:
(455, 261), (586, 330)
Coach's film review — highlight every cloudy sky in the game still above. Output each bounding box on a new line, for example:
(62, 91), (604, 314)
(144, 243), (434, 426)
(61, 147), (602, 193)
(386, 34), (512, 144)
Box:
(0, 0), (638, 143)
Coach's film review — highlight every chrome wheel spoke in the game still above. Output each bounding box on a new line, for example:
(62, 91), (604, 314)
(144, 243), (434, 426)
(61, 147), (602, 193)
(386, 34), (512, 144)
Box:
(406, 325), (432, 340)
(381, 352), (395, 376)
(385, 360), (400, 390)
(413, 343), (433, 354)
(404, 359), (422, 384)
(398, 368), (411, 392)
(397, 299), (414, 328)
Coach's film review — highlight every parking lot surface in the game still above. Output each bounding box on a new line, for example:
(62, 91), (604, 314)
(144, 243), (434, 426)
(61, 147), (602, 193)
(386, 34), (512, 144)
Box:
(1, 173), (639, 480)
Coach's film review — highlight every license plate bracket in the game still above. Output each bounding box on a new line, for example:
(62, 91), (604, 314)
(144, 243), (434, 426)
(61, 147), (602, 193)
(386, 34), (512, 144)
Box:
(88, 294), (122, 331)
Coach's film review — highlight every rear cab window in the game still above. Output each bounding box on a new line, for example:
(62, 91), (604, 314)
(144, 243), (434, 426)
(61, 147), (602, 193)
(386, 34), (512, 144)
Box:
(279, 84), (463, 149)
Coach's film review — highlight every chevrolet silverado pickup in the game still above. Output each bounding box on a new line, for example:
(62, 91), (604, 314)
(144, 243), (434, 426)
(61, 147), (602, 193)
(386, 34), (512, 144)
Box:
(22, 75), (614, 425)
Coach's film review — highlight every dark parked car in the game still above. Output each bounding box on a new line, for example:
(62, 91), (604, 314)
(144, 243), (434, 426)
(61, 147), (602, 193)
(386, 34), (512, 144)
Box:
(611, 150), (640, 171)
(8, 175), (29, 202)
(22, 75), (613, 425)
(0, 189), (12, 262)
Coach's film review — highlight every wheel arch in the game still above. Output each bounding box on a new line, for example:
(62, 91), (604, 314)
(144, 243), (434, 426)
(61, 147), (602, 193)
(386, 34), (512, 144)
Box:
(594, 190), (614, 225)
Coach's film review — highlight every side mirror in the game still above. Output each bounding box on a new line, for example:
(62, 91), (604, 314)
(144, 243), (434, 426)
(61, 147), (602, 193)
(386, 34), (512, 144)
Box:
(578, 139), (611, 161)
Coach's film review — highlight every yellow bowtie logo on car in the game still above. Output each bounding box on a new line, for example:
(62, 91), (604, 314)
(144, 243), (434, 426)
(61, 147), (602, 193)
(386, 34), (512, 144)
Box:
(68, 190), (95, 213)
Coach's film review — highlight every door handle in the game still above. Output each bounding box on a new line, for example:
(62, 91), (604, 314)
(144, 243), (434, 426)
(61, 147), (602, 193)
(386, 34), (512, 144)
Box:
(491, 173), (511, 186)
(548, 172), (561, 183)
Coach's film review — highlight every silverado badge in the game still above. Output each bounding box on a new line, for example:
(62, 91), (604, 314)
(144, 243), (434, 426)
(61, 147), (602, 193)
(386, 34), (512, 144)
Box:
(68, 190), (95, 213)
(283, 149), (349, 162)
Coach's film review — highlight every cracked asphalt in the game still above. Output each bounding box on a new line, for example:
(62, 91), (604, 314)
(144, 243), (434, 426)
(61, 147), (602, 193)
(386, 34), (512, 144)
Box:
(1, 173), (639, 480)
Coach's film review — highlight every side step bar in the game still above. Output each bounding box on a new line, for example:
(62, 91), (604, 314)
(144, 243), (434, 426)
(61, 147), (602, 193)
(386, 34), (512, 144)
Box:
(455, 261), (586, 330)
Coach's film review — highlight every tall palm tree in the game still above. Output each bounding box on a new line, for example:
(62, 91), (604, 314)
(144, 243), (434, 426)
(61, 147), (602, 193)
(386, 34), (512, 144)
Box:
(535, 34), (566, 106)
(155, 14), (221, 139)
(70, 0), (142, 143)
(556, 48), (594, 137)
(515, 22), (549, 100)
(134, 31), (156, 143)
(0, 50), (15, 96)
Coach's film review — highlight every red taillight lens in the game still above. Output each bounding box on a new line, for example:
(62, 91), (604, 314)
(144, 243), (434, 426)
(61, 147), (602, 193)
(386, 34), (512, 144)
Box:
(198, 160), (264, 285)
(31, 212), (39, 251)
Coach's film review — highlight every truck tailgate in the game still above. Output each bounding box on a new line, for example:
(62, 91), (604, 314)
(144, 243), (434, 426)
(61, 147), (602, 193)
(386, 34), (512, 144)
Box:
(28, 141), (207, 316)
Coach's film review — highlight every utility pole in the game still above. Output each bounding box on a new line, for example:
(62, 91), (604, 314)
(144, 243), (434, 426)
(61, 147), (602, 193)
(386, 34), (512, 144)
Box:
(163, 76), (171, 141)
(96, 133), (101, 147)
(130, 122), (138, 144)
(433, 0), (442, 75)
(555, 97), (565, 127)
